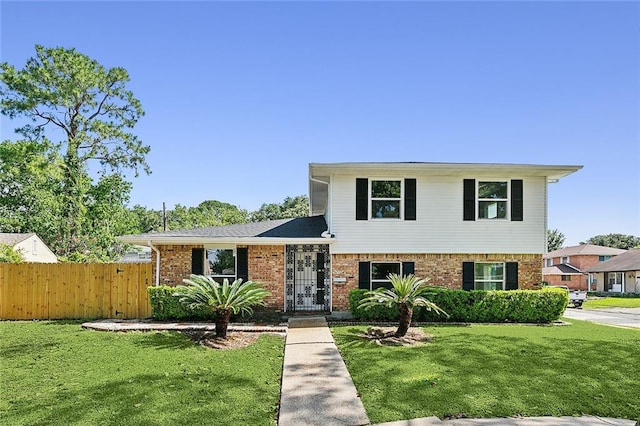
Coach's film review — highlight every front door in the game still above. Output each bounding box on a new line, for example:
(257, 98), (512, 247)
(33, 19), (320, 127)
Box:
(286, 245), (330, 312)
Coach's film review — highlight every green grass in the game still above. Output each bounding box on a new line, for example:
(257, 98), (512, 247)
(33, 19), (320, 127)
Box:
(0, 321), (285, 426)
(332, 321), (640, 423)
(583, 298), (640, 309)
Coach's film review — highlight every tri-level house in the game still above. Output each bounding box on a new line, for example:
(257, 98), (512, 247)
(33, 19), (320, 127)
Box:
(120, 162), (581, 313)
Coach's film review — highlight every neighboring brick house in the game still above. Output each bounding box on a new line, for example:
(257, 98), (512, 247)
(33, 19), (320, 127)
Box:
(586, 249), (640, 294)
(119, 162), (581, 313)
(542, 244), (626, 290)
(0, 233), (58, 263)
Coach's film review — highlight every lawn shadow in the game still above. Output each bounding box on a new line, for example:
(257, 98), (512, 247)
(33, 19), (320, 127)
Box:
(131, 330), (198, 350)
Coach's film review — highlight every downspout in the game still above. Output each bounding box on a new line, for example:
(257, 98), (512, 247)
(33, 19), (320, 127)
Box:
(148, 241), (160, 286)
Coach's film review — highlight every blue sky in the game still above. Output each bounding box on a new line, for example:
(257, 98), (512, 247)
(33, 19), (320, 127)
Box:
(1, 1), (639, 246)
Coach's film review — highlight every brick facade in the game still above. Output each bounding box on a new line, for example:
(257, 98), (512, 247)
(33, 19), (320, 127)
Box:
(331, 253), (542, 310)
(544, 273), (586, 290)
(248, 245), (286, 310)
(156, 245), (542, 312)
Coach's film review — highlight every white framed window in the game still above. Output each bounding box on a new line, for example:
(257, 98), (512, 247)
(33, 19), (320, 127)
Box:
(370, 179), (402, 219)
(371, 262), (401, 289)
(544, 258), (553, 267)
(205, 248), (236, 283)
(598, 255), (611, 262)
(477, 181), (508, 219)
(561, 256), (569, 264)
(561, 275), (571, 282)
(474, 262), (505, 290)
(32, 240), (37, 255)
(606, 272), (623, 292)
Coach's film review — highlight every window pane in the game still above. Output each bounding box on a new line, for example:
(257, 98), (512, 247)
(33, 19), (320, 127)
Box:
(478, 201), (507, 219)
(372, 281), (393, 290)
(475, 263), (504, 281)
(475, 281), (501, 290)
(478, 181), (507, 199)
(371, 263), (401, 280)
(371, 180), (401, 198)
(371, 200), (400, 218)
(206, 249), (235, 275)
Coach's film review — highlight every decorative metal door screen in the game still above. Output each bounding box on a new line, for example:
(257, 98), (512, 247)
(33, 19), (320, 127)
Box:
(285, 245), (330, 312)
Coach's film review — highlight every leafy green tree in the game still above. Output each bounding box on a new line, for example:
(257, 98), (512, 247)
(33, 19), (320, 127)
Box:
(174, 275), (270, 338)
(0, 243), (23, 263)
(359, 274), (447, 337)
(129, 205), (162, 233)
(249, 195), (309, 222)
(583, 234), (640, 250)
(547, 229), (565, 252)
(1, 45), (149, 257)
(164, 200), (248, 230)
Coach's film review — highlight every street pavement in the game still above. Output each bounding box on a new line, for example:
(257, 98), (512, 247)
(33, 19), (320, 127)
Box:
(562, 307), (640, 329)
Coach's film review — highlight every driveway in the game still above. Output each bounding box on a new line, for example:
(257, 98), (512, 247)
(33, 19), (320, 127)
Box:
(563, 307), (640, 329)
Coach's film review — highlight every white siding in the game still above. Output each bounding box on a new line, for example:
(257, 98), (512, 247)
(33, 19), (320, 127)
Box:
(14, 235), (58, 263)
(328, 174), (547, 254)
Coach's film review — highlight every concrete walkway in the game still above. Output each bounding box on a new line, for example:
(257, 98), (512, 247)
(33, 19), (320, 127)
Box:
(279, 316), (370, 425)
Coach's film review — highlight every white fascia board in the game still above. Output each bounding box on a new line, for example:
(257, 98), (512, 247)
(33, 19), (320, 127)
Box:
(118, 236), (334, 246)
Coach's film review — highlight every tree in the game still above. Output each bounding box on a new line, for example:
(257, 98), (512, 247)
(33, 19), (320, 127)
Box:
(174, 275), (270, 338)
(1, 45), (149, 257)
(583, 234), (640, 250)
(0, 243), (23, 263)
(359, 274), (447, 337)
(249, 195), (309, 222)
(547, 229), (565, 252)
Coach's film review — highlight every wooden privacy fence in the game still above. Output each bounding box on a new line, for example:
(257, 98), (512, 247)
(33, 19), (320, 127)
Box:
(0, 263), (153, 320)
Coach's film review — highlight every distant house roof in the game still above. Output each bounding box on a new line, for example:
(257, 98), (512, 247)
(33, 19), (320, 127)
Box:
(118, 216), (331, 246)
(544, 244), (626, 259)
(0, 233), (35, 246)
(543, 264), (583, 275)
(586, 249), (640, 273)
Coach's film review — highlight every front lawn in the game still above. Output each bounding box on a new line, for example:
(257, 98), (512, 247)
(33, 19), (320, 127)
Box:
(583, 298), (640, 309)
(332, 321), (640, 423)
(0, 321), (284, 426)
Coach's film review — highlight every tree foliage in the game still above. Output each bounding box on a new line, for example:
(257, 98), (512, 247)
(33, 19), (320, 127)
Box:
(1, 45), (149, 258)
(547, 228), (565, 252)
(249, 195), (309, 222)
(583, 234), (640, 250)
(0, 243), (23, 263)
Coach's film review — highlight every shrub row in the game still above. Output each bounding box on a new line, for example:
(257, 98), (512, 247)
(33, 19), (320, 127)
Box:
(148, 286), (213, 321)
(586, 291), (640, 298)
(349, 287), (568, 323)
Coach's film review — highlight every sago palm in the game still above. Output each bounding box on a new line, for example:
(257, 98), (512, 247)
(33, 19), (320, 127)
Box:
(174, 275), (270, 338)
(359, 274), (447, 337)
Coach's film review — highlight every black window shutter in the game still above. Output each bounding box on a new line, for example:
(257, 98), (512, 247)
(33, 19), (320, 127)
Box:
(358, 261), (371, 290)
(404, 178), (416, 221)
(356, 178), (369, 220)
(506, 262), (518, 290)
(236, 247), (248, 282)
(191, 248), (204, 275)
(463, 179), (476, 221)
(402, 261), (415, 276)
(511, 179), (523, 221)
(462, 261), (474, 291)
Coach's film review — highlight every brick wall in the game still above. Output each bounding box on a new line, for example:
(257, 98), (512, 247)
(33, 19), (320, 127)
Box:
(248, 245), (285, 310)
(544, 273), (587, 290)
(331, 253), (542, 310)
(153, 244), (201, 286)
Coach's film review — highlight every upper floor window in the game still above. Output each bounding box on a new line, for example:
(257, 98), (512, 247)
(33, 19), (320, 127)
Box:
(371, 180), (402, 219)
(561, 256), (569, 264)
(356, 178), (416, 221)
(544, 258), (553, 267)
(599, 255), (611, 262)
(478, 181), (508, 219)
(463, 179), (522, 222)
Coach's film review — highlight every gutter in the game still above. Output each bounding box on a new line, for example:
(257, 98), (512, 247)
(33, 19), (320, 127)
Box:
(309, 176), (333, 237)
(148, 241), (160, 286)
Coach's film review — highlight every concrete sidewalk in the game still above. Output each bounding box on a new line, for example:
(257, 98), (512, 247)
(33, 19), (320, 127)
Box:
(374, 416), (636, 425)
(278, 317), (370, 425)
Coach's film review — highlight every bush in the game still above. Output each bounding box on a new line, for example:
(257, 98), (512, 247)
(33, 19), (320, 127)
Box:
(148, 286), (213, 320)
(349, 287), (568, 323)
(587, 291), (640, 298)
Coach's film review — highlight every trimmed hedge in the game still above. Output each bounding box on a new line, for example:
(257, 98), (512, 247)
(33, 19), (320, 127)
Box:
(349, 287), (568, 324)
(587, 291), (640, 298)
(148, 286), (213, 321)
